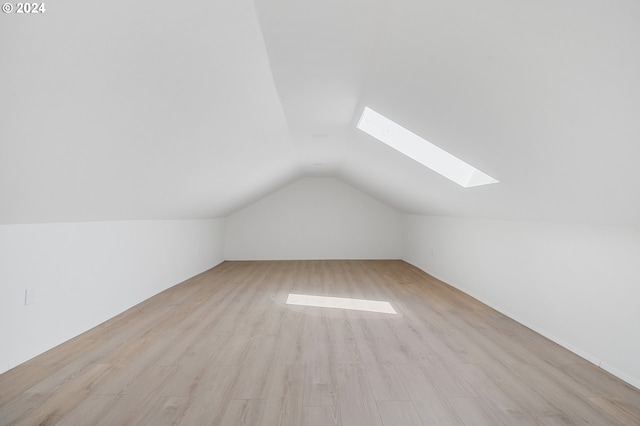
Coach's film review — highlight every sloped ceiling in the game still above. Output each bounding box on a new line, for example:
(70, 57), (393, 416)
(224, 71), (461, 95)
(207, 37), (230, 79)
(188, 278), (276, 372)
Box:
(0, 0), (297, 223)
(1, 0), (639, 225)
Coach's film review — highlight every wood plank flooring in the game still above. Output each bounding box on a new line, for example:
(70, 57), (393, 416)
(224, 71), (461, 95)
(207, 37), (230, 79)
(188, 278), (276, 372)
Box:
(1, 260), (639, 425)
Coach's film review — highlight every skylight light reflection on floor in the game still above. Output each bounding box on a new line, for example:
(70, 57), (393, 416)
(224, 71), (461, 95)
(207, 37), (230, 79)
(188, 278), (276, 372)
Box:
(357, 107), (498, 188)
(286, 294), (397, 314)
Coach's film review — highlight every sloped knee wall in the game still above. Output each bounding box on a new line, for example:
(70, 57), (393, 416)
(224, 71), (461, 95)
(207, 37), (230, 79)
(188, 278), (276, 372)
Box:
(0, 219), (224, 374)
(402, 214), (640, 389)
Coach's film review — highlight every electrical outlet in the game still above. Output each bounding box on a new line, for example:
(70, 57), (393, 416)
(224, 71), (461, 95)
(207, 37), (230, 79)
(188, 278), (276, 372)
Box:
(25, 288), (36, 305)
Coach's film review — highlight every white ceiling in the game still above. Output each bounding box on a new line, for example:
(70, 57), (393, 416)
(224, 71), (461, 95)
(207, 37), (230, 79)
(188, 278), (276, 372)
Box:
(2, 0), (639, 225)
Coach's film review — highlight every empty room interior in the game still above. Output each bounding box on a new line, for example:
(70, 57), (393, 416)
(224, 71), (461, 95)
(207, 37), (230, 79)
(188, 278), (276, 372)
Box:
(1, 0), (640, 425)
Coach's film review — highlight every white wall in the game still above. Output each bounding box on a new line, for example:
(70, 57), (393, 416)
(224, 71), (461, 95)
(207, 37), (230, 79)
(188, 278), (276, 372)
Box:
(0, 219), (224, 374)
(224, 177), (402, 260)
(402, 215), (640, 389)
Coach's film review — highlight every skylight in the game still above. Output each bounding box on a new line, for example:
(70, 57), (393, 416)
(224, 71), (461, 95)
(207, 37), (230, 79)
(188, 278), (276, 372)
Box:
(357, 107), (498, 188)
(286, 294), (397, 314)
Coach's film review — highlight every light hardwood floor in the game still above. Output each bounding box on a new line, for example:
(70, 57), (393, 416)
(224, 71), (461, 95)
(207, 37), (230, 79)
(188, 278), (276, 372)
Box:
(1, 260), (639, 425)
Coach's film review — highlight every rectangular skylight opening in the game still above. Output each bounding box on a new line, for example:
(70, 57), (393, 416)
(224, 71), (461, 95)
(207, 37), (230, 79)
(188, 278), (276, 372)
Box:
(356, 107), (498, 188)
(286, 293), (397, 314)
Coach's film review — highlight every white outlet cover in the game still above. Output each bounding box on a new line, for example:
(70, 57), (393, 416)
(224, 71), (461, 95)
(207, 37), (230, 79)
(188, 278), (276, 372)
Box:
(25, 288), (36, 305)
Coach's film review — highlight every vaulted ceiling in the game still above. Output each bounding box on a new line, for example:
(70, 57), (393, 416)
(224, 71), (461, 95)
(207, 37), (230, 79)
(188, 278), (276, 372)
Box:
(2, 0), (639, 225)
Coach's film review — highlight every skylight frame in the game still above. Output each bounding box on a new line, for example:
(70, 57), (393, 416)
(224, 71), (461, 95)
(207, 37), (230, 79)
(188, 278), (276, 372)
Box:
(356, 107), (498, 188)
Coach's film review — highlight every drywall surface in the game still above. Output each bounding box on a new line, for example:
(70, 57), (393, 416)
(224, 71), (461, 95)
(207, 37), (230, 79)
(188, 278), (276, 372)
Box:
(225, 177), (402, 260)
(0, 219), (223, 374)
(402, 214), (640, 389)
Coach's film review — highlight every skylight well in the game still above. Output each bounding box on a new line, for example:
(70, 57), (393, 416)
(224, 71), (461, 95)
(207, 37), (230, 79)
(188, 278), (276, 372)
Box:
(357, 107), (498, 188)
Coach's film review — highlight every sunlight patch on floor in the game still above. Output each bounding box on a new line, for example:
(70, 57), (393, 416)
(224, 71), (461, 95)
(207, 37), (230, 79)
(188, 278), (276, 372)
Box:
(286, 293), (397, 314)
